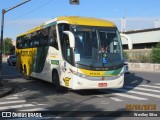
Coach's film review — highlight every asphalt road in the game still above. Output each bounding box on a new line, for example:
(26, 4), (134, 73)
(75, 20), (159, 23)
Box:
(1, 61), (160, 120)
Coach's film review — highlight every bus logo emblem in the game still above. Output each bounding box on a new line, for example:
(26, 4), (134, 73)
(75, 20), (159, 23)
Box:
(63, 77), (71, 87)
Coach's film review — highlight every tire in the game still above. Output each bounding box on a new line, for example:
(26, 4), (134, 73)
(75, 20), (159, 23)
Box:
(20, 66), (22, 73)
(22, 67), (25, 79)
(52, 70), (68, 92)
(22, 66), (31, 80)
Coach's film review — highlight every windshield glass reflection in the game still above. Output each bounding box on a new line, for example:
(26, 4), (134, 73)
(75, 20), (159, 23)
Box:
(71, 25), (123, 68)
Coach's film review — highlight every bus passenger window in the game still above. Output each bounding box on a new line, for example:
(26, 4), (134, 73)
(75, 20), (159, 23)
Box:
(16, 38), (21, 49)
(48, 26), (58, 49)
(34, 40), (39, 46)
(18, 39), (23, 48)
(39, 32), (44, 47)
(40, 28), (49, 46)
(34, 32), (40, 47)
(28, 38), (33, 47)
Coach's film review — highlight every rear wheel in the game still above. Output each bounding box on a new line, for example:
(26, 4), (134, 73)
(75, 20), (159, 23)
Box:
(22, 66), (31, 80)
(52, 70), (68, 92)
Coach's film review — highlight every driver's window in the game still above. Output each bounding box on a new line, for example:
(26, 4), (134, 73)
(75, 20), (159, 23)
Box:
(62, 35), (71, 63)
(48, 26), (58, 49)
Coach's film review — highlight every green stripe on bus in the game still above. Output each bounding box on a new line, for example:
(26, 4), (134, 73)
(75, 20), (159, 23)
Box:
(32, 46), (49, 73)
(105, 68), (122, 76)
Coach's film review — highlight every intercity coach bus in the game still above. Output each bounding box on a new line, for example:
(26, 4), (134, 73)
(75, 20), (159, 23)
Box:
(16, 16), (124, 91)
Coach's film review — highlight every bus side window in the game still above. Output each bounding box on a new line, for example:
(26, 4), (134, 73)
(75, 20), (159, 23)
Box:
(24, 41), (28, 48)
(18, 38), (23, 49)
(30, 32), (37, 48)
(25, 34), (31, 48)
(44, 28), (49, 46)
(28, 38), (33, 47)
(34, 39), (40, 47)
(38, 28), (49, 46)
(48, 25), (58, 49)
(21, 36), (26, 48)
(34, 31), (41, 47)
(39, 32), (43, 47)
(16, 38), (20, 49)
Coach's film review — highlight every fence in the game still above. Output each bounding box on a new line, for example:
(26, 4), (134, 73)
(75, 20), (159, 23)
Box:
(124, 49), (152, 63)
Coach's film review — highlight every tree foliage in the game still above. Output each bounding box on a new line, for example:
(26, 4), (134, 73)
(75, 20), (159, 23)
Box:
(151, 42), (160, 63)
(3, 38), (15, 55)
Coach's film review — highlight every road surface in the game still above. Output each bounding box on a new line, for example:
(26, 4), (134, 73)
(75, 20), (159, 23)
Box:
(1, 61), (160, 119)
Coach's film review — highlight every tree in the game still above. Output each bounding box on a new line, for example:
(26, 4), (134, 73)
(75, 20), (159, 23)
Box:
(151, 42), (160, 63)
(3, 38), (15, 55)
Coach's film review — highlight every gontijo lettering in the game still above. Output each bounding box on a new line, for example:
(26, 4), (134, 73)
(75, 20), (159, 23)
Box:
(20, 51), (33, 56)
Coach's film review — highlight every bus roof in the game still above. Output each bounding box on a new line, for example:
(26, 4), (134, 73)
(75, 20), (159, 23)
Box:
(57, 16), (115, 27)
(17, 16), (116, 37)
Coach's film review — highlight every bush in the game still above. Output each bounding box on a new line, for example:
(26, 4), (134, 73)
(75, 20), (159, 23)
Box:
(151, 42), (160, 63)
(139, 55), (150, 63)
(123, 51), (128, 60)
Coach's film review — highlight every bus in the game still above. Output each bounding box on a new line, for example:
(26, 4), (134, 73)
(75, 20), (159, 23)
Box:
(16, 16), (124, 91)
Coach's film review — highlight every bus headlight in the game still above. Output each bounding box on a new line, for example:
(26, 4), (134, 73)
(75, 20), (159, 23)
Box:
(117, 72), (124, 78)
(69, 69), (87, 78)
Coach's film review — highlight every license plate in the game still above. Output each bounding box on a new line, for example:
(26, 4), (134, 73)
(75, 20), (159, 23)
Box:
(98, 83), (107, 87)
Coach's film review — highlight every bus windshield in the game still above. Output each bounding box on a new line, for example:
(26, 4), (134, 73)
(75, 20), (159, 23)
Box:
(71, 25), (124, 68)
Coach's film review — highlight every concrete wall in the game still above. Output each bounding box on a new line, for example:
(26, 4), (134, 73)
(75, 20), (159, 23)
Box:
(121, 28), (160, 45)
(128, 63), (160, 73)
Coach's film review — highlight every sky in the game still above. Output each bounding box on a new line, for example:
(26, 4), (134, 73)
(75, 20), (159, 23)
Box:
(0, 0), (160, 40)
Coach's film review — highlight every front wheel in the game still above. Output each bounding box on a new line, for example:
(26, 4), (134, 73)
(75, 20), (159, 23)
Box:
(52, 70), (68, 92)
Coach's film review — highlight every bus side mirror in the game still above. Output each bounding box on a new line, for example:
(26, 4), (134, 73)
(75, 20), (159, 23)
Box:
(63, 31), (75, 48)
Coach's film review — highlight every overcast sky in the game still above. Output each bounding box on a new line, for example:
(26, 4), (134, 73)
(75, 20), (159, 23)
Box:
(0, 0), (160, 39)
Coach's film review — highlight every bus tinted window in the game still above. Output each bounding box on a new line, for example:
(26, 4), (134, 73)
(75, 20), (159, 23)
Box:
(48, 26), (58, 49)
(16, 25), (58, 49)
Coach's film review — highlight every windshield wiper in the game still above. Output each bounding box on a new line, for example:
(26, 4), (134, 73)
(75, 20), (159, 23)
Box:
(104, 54), (114, 67)
(89, 59), (99, 69)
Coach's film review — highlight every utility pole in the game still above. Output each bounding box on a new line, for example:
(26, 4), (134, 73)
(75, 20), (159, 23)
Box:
(121, 17), (126, 32)
(0, 0), (31, 86)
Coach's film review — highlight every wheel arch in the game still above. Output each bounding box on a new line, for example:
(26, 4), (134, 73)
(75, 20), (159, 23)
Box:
(52, 68), (60, 84)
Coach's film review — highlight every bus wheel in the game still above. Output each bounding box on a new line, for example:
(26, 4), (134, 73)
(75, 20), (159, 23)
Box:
(22, 66), (31, 80)
(52, 70), (68, 92)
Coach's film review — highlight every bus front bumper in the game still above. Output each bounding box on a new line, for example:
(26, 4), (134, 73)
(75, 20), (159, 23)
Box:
(71, 74), (124, 90)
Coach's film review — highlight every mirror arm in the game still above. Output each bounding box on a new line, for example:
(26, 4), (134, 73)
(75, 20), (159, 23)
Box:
(63, 31), (75, 48)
